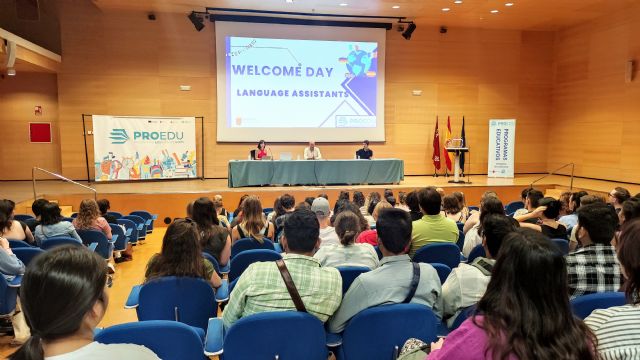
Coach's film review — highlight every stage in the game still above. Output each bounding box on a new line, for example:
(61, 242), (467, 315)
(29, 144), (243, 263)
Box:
(3, 174), (634, 222)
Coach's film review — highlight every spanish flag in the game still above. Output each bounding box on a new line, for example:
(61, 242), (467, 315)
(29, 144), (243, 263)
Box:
(444, 116), (453, 172)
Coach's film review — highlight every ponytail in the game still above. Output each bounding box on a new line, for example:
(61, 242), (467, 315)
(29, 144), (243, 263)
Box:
(9, 336), (44, 360)
(340, 230), (359, 246)
(334, 211), (362, 246)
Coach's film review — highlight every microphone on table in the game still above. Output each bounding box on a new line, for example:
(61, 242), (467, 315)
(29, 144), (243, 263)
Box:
(268, 147), (274, 160)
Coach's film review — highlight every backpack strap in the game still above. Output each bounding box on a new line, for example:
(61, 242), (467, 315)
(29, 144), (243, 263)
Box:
(403, 262), (421, 303)
(470, 258), (494, 276)
(276, 259), (307, 312)
(237, 225), (246, 239)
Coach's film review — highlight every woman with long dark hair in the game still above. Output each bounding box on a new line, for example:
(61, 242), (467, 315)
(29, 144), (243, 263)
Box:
(585, 218), (640, 358)
(517, 197), (568, 240)
(231, 196), (274, 243)
(255, 140), (268, 160)
(462, 197), (504, 257)
(191, 197), (231, 267)
(145, 219), (222, 288)
(0, 199), (34, 244)
(10, 246), (159, 360)
(428, 228), (598, 360)
(34, 202), (82, 246)
(315, 211), (379, 269)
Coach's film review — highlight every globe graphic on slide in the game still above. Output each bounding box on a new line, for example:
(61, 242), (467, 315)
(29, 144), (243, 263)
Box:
(346, 50), (372, 77)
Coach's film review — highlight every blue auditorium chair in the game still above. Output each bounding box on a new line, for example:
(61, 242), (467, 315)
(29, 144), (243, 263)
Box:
(130, 210), (157, 234)
(13, 247), (45, 267)
(337, 266), (370, 296)
(413, 243), (461, 269)
(40, 236), (84, 250)
(571, 292), (626, 319)
(430, 262), (452, 284)
(230, 238), (276, 259)
(228, 249), (282, 284)
(467, 244), (486, 263)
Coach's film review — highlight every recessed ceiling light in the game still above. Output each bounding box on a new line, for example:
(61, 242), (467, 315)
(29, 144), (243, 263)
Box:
(339, 3), (348, 6)
(285, 0), (294, 3)
(505, 2), (514, 6)
(454, 0), (463, 4)
(392, 5), (400, 9)
(442, 7), (451, 12)
(490, 9), (499, 13)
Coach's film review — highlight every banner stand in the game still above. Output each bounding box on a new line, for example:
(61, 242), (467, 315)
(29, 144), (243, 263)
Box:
(81, 114), (205, 184)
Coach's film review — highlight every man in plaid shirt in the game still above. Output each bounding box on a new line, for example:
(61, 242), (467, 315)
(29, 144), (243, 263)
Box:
(223, 209), (342, 328)
(566, 203), (623, 299)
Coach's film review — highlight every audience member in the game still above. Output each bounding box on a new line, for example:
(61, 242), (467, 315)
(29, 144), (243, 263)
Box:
(442, 194), (466, 223)
(10, 246), (159, 360)
(334, 201), (369, 232)
(559, 191), (588, 228)
(352, 191), (365, 210)
(312, 197), (340, 247)
(97, 199), (118, 224)
(328, 208), (442, 333)
(463, 191), (498, 234)
(230, 194), (249, 227)
(214, 194), (228, 217)
(517, 197), (568, 240)
(396, 191), (409, 212)
(304, 196), (315, 207)
(356, 201), (392, 246)
(231, 196), (274, 242)
(34, 202), (82, 246)
(192, 197), (231, 267)
(512, 187), (532, 217)
(568, 194), (605, 250)
(314, 211), (379, 269)
(73, 199), (112, 240)
(620, 197), (640, 225)
(25, 198), (49, 232)
(405, 191), (422, 222)
(223, 209), (341, 328)
(296, 201), (311, 210)
(213, 199), (230, 229)
(442, 214), (517, 327)
(608, 187), (631, 214)
(145, 219), (222, 289)
(273, 194), (296, 238)
(318, 193), (329, 201)
(585, 219), (640, 358)
(452, 191), (469, 220)
(567, 203), (623, 299)
(410, 188), (459, 257)
(427, 228), (598, 360)
(462, 197), (505, 257)
(267, 197), (281, 223)
(559, 191), (573, 217)
(0, 235), (27, 344)
(513, 189), (544, 224)
(0, 199), (35, 244)
(385, 196), (397, 207)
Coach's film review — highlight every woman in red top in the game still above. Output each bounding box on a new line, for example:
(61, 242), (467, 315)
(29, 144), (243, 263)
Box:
(256, 140), (268, 160)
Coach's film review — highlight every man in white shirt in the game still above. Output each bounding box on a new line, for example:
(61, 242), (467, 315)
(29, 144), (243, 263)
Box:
(304, 141), (322, 160)
(442, 214), (517, 328)
(311, 197), (339, 246)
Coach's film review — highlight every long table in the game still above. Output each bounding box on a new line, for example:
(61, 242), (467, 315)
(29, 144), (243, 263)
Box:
(228, 159), (404, 188)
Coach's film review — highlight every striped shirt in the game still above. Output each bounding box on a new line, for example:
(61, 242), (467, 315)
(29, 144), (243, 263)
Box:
(585, 305), (640, 360)
(222, 253), (342, 328)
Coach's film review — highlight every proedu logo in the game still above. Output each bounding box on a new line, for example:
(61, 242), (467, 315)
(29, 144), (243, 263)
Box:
(109, 129), (130, 144)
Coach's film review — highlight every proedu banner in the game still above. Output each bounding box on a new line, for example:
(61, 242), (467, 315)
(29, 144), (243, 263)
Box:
(93, 115), (197, 181)
(487, 119), (516, 178)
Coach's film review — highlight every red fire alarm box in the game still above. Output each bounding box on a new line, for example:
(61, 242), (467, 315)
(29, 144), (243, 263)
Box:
(29, 122), (52, 143)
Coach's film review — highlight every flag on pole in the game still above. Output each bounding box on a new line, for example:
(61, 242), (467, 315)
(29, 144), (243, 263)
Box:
(460, 116), (467, 174)
(432, 117), (441, 170)
(444, 116), (453, 172)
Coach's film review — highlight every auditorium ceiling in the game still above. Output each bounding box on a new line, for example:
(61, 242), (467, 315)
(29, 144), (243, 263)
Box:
(91, 0), (637, 31)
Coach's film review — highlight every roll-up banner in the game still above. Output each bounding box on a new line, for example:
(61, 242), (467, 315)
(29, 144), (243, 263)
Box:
(93, 115), (197, 181)
(487, 119), (516, 178)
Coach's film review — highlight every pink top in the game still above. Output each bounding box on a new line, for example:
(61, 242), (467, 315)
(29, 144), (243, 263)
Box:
(257, 149), (267, 159)
(73, 217), (112, 240)
(428, 316), (518, 360)
(356, 230), (378, 246)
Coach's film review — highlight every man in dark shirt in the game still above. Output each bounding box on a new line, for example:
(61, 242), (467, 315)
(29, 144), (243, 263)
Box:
(355, 140), (373, 160)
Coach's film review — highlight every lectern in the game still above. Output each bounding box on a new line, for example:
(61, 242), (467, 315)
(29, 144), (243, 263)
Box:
(445, 139), (469, 184)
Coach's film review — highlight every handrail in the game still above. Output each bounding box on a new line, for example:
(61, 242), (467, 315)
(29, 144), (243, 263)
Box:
(32, 167), (97, 201)
(530, 163), (575, 190)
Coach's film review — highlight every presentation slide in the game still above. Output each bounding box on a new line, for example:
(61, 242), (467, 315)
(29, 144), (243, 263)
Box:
(216, 21), (386, 143)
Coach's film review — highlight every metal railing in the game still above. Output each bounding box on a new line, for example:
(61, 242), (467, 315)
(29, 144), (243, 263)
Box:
(32, 167), (97, 201)
(530, 163), (575, 190)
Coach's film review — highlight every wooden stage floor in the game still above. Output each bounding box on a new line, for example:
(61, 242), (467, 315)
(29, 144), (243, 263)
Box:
(2, 174), (636, 221)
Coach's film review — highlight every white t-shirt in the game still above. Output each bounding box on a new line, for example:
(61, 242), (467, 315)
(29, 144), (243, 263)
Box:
(319, 226), (340, 247)
(45, 342), (160, 360)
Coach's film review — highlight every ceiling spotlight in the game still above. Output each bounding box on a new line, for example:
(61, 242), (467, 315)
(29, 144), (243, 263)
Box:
(187, 11), (205, 31)
(339, 3), (348, 6)
(392, 5), (400, 9)
(285, 0), (294, 3)
(7, 68), (16, 76)
(442, 7), (451, 12)
(402, 22), (417, 40)
(505, 2), (514, 6)
(490, 9), (499, 13)
(454, 0), (463, 3)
